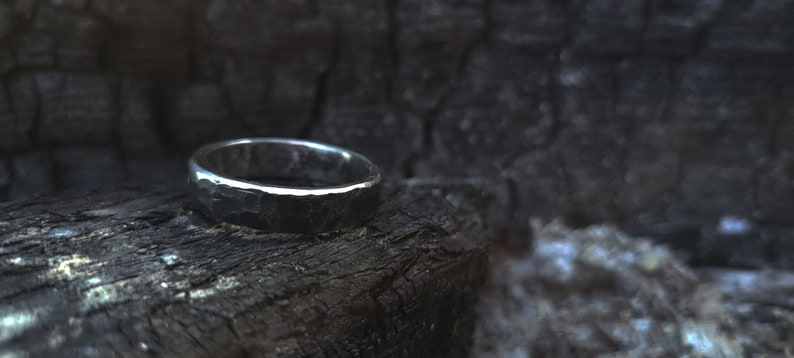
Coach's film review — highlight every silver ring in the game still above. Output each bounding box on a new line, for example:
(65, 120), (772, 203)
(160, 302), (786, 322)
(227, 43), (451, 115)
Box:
(188, 138), (382, 233)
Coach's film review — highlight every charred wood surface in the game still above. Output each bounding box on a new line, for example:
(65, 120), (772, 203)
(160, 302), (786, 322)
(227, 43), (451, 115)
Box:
(0, 181), (493, 357)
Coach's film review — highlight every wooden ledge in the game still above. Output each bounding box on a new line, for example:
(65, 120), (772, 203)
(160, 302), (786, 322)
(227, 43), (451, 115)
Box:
(0, 181), (492, 357)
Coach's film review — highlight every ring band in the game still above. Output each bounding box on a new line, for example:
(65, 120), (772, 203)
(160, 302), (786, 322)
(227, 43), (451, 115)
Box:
(188, 138), (382, 233)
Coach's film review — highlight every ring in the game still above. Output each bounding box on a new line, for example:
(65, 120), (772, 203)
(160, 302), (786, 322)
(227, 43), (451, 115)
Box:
(188, 138), (382, 233)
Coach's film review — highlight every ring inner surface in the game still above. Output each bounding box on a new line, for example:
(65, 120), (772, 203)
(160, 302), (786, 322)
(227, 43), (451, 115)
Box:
(204, 141), (373, 188)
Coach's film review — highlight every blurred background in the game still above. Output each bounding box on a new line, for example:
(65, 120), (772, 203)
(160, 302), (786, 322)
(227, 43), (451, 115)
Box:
(0, 0), (792, 271)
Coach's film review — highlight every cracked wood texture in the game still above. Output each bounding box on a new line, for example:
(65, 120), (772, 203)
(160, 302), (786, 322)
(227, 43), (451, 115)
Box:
(0, 182), (492, 356)
(0, 2), (792, 264)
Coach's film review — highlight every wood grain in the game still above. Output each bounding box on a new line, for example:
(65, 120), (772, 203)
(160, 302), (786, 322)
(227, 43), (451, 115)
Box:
(0, 181), (493, 357)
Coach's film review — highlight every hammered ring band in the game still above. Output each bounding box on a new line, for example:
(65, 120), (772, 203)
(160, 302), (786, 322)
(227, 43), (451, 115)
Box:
(188, 138), (382, 233)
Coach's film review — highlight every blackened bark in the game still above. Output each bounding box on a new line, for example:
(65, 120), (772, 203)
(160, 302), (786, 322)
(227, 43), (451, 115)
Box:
(0, 181), (493, 357)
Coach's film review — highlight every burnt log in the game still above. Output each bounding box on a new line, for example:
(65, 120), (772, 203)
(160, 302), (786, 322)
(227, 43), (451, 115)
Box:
(0, 181), (493, 357)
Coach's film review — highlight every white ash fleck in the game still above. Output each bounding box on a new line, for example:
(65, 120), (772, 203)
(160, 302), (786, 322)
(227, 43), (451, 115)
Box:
(189, 276), (240, 300)
(215, 276), (240, 290)
(632, 318), (653, 333)
(83, 283), (121, 307)
(717, 216), (753, 236)
(48, 228), (75, 239)
(190, 288), (215, 299)
(0, 309), (42, 344)
(533, 240), (578, 283)
(160, 254), (180, 266)
(6, 227), (44, 242)
(47, 254), (92, 280)
(169, 280), (190, 290)
(82, 278), (141, 309)
(85, 277), (102, 286)
(81, 208), (119, 217)
(90, 228), (115, 238)
(681, 321), (742, 356)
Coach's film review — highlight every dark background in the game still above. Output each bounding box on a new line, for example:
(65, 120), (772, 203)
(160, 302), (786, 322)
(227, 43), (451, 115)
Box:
(0, 0), (792, 269)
